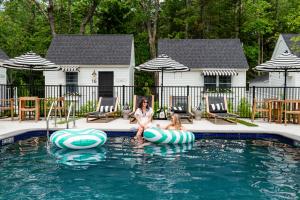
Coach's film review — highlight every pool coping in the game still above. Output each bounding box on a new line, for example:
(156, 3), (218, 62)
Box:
(1, 127), (300, 147)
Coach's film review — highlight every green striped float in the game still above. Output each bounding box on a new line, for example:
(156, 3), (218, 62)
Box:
(50, 128), (107, 149)
(144, 143), (194, 157)
(52, 148), (106, 166)
(143, 127), (195, 144)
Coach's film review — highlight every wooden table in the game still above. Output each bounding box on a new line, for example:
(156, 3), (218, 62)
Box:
(267, 100), (284, 123)
(19, 97), (41, 121)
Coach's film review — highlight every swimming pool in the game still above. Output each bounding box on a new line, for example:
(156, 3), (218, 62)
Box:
(0, 135), (299, 199)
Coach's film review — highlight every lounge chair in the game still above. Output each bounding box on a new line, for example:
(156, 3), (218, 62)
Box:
(205, 96), (238, 124)
(129, 95), (154, 123)
(168, 96), (194, 123)
(86, 97), (119, 123)
(0, 98), (14, 120)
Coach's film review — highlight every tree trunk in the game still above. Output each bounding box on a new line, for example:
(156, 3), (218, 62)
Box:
(257, 32), (261, 64)
(80, 0), (99, 35)
(68, 0), (72, 33)
(47, 0), (56, 36)
(185, 0), (190, 38)
(234, 0), (241, 38)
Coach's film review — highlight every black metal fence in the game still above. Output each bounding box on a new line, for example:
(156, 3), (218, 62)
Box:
(1, 84), (300, 118)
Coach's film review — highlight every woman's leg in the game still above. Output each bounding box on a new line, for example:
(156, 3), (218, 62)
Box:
(136, 126), (144, 139)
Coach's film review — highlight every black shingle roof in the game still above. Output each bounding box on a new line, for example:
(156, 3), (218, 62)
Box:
(0, 49), (8, 60)
(158, 39), (249, 69)
(46, 34), (133, 65)
(282, 34), (300, 57)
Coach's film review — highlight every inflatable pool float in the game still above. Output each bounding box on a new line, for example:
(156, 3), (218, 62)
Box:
(51, 148), (106, 166)
(50, 128), (107, 149)
(144, 143), (194, 157)
(143, 127), (195, 144)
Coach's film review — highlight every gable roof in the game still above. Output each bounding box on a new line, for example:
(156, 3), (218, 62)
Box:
(46, 34), (133, 65)
(0, 49), (8, 60)
(158, 39), (249, 69)
(282, 34), (300, 57)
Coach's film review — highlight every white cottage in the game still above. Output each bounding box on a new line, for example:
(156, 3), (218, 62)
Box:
(157, 39), (249, 109)
(44, 34), (134, 101)
(0, 49), (8, 100)
(0, 49), (8, 85)
(158, 39), (249, 88)
(250, 34), (300, 87)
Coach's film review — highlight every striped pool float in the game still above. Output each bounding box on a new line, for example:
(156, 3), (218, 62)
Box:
(144, 143), (194, 157)
(50, 128), (107, 149)
(143, 127), (195, 144)
(51, 148), (106, 166)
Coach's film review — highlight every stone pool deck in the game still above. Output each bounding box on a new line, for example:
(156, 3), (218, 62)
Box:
(0, 117), (300, 143)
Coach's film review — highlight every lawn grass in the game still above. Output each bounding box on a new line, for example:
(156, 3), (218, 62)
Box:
(229, 118), (258, 127)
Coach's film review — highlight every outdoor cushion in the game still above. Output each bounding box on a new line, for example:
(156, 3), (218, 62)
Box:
(100, 105), (114, 113)
(209, 103), (227, 113)
(171, 106), (186, 113)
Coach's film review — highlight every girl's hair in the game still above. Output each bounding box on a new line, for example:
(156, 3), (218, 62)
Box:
(138, 97), (150, 110)
(171, 114), (182, 130)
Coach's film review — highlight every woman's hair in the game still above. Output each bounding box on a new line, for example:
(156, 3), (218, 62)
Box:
(171, 114), (182, 130)
(138, 97), (150, 110)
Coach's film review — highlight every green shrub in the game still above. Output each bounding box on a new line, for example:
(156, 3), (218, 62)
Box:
(237, 98), (251, 117)
(79, 100), (96, 115)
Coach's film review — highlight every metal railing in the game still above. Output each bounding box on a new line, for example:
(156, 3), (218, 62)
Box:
(46, 101), (57, 143)
(1, 84), (300, 118)
(66, 102), (75, 129)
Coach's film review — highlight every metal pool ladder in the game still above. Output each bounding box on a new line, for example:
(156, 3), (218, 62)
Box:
(46, 101), (76, 143)
(66, 102), (76, 129)
(46, 101), (57, 142)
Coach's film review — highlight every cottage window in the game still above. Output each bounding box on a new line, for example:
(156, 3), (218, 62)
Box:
(219, 76), (231, 88)
(66, 72), (78, 94)
(204, 75), (231, 91)
(204, 76), (217, 90)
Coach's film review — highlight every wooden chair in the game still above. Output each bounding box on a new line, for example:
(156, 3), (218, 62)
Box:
(251, 98), (273, 122)
(44, 97), (66, 119)
(129, 95), (154, 123)
(284, 100), (300, 125)
(86, 97), (119, 123)
(205, 96), (238, 124)
(19, 97), (40, 121)
(0, 98), (14, 120)
(168, 96), (194, 123)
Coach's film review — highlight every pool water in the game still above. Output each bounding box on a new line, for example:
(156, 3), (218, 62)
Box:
(0, 137), (299, 200)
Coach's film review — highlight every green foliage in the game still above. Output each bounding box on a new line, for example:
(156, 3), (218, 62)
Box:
(0, 0), (299, 85)
(227, 100), (233, 113)
(237, 98), (251, 118)
(79, 100), (96, 115)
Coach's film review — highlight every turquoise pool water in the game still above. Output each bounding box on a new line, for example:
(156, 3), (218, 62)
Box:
(0, 137), (299, 199)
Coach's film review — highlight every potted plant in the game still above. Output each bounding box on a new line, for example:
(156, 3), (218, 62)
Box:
(122, 103), (131, 120)
(193, 105), (202, 120)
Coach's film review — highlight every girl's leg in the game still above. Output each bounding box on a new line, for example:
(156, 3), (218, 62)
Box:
(135, 126), (144, 139)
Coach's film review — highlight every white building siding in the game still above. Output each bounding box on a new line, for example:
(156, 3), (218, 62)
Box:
(269, 34), (300, 87)
(157, 69), (247, 109)
(0, 67), (6, 84)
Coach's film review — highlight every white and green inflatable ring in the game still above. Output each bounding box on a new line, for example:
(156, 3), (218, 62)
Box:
(50, 128), (107, 149)
(144, 127), (195, 144)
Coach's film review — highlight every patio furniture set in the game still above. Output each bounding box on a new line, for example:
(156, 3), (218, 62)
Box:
(252, 98), (300, 125)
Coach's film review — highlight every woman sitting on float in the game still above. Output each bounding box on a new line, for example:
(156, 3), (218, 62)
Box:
(134, 97), (153, 140)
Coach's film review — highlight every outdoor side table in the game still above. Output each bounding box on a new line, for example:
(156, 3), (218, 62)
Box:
(19, 97), (40, 121)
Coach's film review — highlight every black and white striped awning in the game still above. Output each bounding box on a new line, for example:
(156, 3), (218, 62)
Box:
(2, 51), (60, 71)
(255, 51), (300, 72)
(61, 66), (80, 72)
(136, 54), (189, 72)
(202, 69), (238, 76)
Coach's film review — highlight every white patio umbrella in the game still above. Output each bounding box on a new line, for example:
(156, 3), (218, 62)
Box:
(1, 51), (60, 95)
(255, 51), (300, 100)
(1, 51), (60, 85)
(136, 54), (189, 112)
